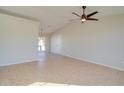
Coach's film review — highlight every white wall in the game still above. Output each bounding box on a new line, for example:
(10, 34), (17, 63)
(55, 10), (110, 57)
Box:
(0, 13), (39, 66)
(51, 14), (124, 70)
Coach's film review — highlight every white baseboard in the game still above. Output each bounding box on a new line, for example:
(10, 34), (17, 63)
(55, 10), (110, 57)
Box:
(0, 59), (38, 67)
(52, 52), (124, 71)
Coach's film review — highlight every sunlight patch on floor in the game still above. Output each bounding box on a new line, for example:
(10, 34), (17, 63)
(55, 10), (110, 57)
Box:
(28, 82), (75, 86)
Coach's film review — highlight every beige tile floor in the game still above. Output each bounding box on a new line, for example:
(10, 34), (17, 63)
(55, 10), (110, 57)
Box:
(0, 53), (124, 86)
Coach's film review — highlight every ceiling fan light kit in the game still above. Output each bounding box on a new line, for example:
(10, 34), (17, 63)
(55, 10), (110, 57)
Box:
(81, 18), (86, 22)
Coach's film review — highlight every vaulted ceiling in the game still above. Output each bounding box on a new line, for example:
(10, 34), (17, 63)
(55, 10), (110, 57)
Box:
(0, 6), (124, 33)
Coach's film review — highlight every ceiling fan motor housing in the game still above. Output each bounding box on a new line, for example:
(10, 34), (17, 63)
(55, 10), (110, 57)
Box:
(82, 6), (86, 9)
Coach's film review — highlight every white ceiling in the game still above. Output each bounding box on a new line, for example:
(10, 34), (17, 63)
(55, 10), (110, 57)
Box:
(0, 6), (124, 33)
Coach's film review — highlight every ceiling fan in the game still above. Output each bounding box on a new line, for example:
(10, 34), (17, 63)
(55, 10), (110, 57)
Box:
(72, 6), (99, 23)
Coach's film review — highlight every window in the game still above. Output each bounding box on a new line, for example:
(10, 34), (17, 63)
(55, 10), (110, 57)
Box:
(38, 37), (46, 52)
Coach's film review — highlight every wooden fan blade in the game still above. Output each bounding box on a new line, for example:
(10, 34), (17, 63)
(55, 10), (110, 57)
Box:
(87, 18), (99, 21)
(72, 12), (81, 17)
(87, 11), (98, 17)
